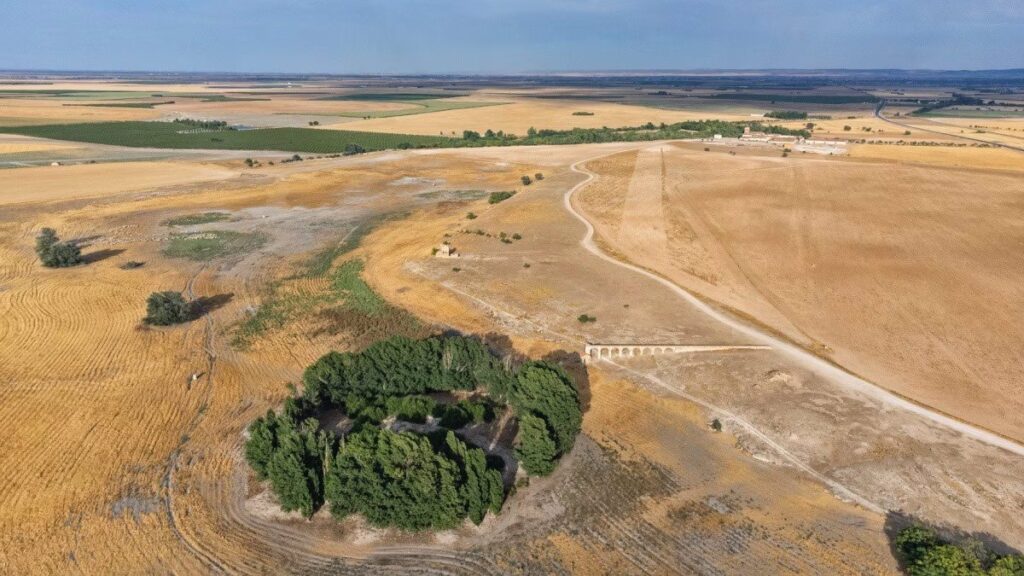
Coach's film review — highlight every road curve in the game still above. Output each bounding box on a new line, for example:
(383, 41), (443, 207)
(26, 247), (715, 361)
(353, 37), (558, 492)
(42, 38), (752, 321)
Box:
(563, 146), (1024, 459)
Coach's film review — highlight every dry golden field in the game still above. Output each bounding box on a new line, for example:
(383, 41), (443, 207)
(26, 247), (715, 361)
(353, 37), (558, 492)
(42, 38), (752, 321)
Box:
(326, 96), (753, 136)
(577, 143), (1024, 443)
(3, 78), (1024, 574)
(0, 97), (162, 126)
(0, 140), (922, 574)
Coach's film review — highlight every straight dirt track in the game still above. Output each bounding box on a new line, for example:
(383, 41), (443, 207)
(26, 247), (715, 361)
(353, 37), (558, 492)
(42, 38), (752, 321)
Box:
(564, 145), (1024, 460)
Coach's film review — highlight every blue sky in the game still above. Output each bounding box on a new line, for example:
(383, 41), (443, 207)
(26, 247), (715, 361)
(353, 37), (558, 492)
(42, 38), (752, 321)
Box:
(2, 0), (1022, 73)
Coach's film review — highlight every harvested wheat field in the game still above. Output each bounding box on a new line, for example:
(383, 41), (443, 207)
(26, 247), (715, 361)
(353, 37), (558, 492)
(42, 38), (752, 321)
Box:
(850, 143), (1024, 170)
(1, 139), (940, 574)
(0, 161), (242, 205)
(328, 97), (752, 136)
(577, 143), (1024, 443)
(0, 97), (162, 126)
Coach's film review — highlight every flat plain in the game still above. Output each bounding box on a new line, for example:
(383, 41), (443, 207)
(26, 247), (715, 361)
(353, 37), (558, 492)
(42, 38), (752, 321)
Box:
(2, 75), (1024, 575)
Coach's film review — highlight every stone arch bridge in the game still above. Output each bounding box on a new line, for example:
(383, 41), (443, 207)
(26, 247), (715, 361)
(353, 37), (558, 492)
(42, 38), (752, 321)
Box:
(583, 343), (769, 363)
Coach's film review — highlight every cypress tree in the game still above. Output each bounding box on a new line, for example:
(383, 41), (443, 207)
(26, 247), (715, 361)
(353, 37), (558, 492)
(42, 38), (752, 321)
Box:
(515, 413), (557, 476)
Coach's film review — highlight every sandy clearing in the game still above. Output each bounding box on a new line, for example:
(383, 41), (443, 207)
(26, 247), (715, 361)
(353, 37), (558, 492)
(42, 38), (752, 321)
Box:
(0, 161), (240, 205)
(566, 146), (1024, 457)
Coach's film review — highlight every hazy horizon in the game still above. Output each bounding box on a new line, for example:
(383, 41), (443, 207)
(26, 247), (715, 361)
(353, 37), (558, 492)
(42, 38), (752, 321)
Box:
(2, 0), (1022, 74)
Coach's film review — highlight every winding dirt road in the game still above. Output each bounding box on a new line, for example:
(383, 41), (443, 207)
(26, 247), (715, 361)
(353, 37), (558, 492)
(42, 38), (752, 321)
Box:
(563, 146), (1024, 459)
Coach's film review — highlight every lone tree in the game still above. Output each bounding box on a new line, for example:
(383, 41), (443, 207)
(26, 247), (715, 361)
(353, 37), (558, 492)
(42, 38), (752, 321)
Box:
(35, 228), (83, 268)
(520, 175), (533, 186)
(144, 291), (192, 326)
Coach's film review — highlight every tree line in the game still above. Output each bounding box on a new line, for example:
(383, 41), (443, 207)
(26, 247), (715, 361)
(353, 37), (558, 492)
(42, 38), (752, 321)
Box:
(895, 524), (1024, 575)
(245, 334), (584, 530)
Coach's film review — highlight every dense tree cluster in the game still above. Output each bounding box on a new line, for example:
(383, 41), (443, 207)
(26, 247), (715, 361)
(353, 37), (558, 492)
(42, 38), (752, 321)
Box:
(326, 427), (503, 530)
(172, 118), (232, 130)
(443, 120), (810, 148)
(510, 362), (582, 475)
(301, 335), (514, 406)
(764, 110), (808, 120)
(35, 228), (82, 268)
(245, 334), (584, 529)
(895, 525), (1024, 576)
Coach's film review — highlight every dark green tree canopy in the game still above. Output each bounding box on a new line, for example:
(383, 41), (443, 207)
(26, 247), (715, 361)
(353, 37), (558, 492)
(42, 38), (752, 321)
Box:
(144, 291), (192, 326)
(246, 334), (583, 530)
(35, 227), (82, 268)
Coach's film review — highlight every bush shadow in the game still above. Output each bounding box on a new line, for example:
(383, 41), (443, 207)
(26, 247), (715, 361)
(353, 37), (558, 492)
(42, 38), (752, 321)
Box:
(191, 293), (234, 318)
(81, 248), (126, 264)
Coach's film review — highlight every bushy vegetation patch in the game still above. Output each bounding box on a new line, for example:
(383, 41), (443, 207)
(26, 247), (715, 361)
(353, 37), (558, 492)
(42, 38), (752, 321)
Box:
(764, 110), (808, 120)
(35, 228), (82, 268)
(488, 191), (516, 204)
(163, 230), (268, 261)
(162, 211), (231, 227)
(143, 291), (192, 326)
(894, 524), (1024, 575)
(245, 334), (584, 529)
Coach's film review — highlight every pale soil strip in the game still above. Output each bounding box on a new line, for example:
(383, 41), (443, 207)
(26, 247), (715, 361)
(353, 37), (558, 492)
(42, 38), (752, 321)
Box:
(616, 146), (670, 267)
(605, 358), (884, 514)
(565, 146), (1024, 460)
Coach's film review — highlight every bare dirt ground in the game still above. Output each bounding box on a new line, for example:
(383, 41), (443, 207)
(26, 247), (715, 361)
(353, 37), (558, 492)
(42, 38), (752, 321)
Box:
(2, 89), (1023, 573)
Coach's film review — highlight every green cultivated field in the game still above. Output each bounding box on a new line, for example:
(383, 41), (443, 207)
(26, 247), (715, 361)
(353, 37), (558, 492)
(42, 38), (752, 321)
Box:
(920, 107), (1024, 118)
(706, 93), (878, 104)
(334, 99), (503, 119)
(325, 93), (467, 101)
(0, 122), (449, 153)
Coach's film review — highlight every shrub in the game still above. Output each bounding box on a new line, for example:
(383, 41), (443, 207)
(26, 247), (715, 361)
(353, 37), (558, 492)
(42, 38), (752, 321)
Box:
(144, 291), (192, 325)
(43, 242), (83, 268)
(385, 395), (437, 423)
(488, 191), (516, 204)
(35, 228), (82, 268)
(534, 173), (544, 181)
(466, 212), (477, 220)
(343, 143), (365, 156)
(520, 175), (532, 186)
(843, 125), (852, 131)
(577, 314), (596, 323)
